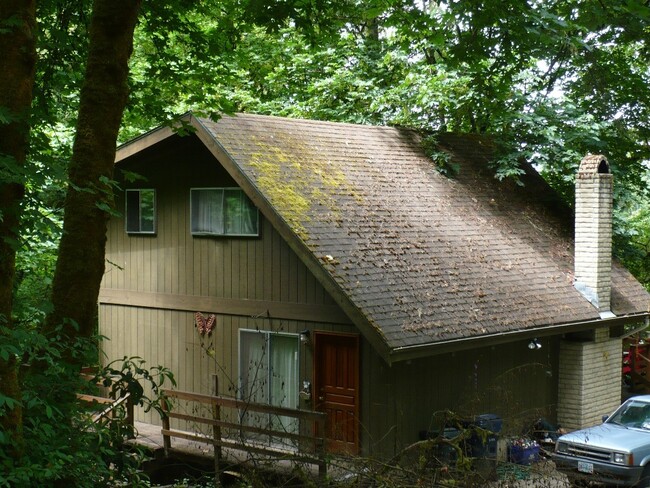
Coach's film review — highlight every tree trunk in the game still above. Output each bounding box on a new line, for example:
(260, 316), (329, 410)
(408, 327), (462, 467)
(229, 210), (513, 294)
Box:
(0, 0), (37, 459)
(45, 0), (142, 361)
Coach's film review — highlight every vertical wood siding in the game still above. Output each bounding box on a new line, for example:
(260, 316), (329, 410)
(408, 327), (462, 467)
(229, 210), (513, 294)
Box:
(100, 134), (353, 427)
(102, 135), (335, 304)
(99, 304), (352, 426)
(361, 337), (559, 457)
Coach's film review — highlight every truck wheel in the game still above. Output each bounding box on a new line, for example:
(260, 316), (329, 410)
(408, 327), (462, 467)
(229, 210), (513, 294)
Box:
(638, 466), (650, 488)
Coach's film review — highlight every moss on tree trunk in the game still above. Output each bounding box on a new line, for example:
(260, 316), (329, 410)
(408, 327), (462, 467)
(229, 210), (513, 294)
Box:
(46, 0), (142, 359)
(0, 0), (37, 459)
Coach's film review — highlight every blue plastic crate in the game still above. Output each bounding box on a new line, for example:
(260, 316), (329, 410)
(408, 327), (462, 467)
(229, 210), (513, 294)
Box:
(508, 444), (540, 465)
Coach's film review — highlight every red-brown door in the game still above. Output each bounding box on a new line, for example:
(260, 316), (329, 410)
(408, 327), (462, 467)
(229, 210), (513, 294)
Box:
(313, 332), (360, 454)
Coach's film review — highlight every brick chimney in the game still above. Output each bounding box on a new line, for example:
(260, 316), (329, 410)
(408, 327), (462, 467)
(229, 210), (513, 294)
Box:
(574, 154), (613, 317)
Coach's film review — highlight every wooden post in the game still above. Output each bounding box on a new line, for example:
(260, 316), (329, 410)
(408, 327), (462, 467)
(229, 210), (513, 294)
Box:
(161, 396), (171, 455)
(212, 374), (222, 487)
(316, 414), (327, 480)
(126, 393), (134, 430)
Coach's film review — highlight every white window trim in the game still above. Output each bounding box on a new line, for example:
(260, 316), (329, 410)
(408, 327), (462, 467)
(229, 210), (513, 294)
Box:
(238, 329), (300, 406)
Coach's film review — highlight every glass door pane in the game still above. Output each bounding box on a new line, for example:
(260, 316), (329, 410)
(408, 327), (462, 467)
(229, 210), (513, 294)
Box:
(270, 334), (299, 437)
(239, 331), (269, 435)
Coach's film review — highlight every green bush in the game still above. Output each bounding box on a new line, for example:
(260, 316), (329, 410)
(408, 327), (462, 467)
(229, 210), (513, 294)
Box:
(0, 337), (174, 488)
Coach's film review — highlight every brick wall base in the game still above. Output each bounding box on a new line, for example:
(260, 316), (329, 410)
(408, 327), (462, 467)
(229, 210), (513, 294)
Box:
(557, 329), (621, 430)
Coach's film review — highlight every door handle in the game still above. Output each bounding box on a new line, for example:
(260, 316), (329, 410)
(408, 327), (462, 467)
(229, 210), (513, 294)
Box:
(319, 396), (324, 401)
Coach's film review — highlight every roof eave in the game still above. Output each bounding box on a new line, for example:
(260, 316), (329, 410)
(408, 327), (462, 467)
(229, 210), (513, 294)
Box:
(387, 312), (650, 364)
(115, 112), (193, 163)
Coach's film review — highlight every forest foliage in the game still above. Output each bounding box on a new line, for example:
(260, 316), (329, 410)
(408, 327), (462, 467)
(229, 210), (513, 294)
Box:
(127, 0), (649, 282)
(1, 0), (649, 485)
(25, 0), (650, 292)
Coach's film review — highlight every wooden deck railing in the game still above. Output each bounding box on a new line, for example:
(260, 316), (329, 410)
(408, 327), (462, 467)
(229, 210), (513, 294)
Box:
(161, 388), (328, 478)
(77, 368), (134, 426)
(77, 392), (133, 425)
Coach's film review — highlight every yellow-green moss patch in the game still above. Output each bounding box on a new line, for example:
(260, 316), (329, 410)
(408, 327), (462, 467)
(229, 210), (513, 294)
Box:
(249, 135), (362, 241)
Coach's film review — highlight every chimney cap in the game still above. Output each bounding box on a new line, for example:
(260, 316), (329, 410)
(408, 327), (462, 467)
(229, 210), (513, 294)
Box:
(579, 154), (609, 175)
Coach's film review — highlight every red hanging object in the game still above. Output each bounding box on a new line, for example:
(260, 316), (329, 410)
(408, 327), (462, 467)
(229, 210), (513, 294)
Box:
(195, 311), (216, 336)
(195, 311), (206, 334)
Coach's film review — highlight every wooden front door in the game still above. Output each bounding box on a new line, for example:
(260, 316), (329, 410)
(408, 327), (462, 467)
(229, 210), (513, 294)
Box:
(313, 332), (360, 454)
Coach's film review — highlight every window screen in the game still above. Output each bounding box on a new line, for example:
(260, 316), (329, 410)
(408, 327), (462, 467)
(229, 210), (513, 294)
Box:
(126, 189), (156, 234)
(191, 188), (258, 236)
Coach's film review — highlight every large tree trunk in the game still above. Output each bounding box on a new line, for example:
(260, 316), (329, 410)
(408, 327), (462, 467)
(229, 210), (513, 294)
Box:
(0, 0), (37, 459)
(45, 0), (142, 360)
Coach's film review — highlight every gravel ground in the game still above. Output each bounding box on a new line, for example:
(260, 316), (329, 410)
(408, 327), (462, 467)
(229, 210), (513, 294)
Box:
(488, 459), (571, 488)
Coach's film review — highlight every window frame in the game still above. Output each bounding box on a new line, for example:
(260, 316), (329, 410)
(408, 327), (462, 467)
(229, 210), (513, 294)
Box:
(238, 329), (300, 438)
(125, 188), (156, 235)
(190, 187), (259, 237)
(238, 329), (300, 406)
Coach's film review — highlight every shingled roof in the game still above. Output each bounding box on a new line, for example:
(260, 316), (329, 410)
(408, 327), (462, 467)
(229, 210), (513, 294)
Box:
(120, 113), (650, 363)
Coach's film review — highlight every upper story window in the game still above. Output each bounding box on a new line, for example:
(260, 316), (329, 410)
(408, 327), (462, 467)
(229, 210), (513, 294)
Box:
(125, 189), (156, 234)
(190, 188), (259, 236)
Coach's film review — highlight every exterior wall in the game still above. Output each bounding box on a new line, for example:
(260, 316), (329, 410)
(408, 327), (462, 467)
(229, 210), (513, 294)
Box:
(361, 337), (560, 458)
(100, 134), (355, 426)
(557, 328), (622, 430)
(99, 304), (353, 426)
(102, 135), (340, 306)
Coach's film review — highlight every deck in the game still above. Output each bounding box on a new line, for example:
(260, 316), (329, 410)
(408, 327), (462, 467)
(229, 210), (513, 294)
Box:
(130, 421), (331, 482)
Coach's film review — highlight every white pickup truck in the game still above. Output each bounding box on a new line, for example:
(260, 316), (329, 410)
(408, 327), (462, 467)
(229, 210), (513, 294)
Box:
(554, 395), (650, 487)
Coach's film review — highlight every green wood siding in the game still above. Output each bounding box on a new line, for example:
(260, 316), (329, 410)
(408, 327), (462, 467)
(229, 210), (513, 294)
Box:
(100, 134), (354, 427)
(360, 338), (559, 457)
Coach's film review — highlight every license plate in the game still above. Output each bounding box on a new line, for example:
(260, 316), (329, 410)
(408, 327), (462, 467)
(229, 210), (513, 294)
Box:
(578, 461), (594, 474)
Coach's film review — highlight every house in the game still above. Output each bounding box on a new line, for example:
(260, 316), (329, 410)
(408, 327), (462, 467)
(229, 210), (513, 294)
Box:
(99, 112), (650, 458)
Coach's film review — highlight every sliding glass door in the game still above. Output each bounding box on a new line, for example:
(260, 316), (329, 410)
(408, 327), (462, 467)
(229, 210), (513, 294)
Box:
(239, 330), (299, 442)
